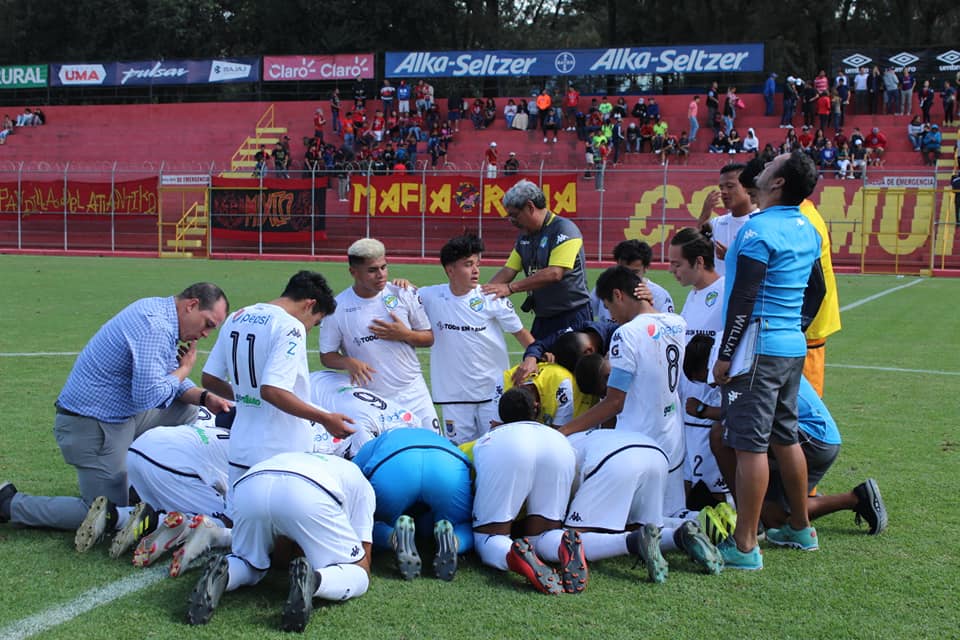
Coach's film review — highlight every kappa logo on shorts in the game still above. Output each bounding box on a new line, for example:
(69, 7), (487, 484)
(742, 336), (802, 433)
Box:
(351, 545), (360, 557)
(727, 390), (742, 404)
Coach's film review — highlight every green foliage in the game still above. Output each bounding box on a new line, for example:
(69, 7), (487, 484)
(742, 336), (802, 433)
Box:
(0, 256), (958, 638)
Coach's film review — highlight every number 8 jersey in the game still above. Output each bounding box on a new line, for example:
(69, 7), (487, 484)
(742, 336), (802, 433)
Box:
(607, 312), (687, 470)
(202, 303), (313, 474)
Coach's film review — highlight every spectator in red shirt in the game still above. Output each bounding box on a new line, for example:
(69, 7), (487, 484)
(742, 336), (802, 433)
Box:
(313, 108), (326, 142)
(816, 92), (831, 132)
(485, 141), (498, 179)
(563, 85), (580, 131)
(864, 127), (887, 165)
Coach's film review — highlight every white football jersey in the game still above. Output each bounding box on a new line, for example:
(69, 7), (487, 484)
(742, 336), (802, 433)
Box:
(319, 283), (431, 397)
(608, 312), (686, 468)
(711, 212), (750, 277)
(202, 302), (313, 469)
(591, 277), (674, 321)
(308, 370), (420, 458)
(679, 276), (725, 427)
(128, 423), (230, 496)
(419, 284), (523, 403)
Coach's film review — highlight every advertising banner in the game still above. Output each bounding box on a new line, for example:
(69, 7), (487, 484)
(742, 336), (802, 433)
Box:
(50, 58), (260, 87)
(386, 44), (764, 78)
(832, 47), (960, 77)
(263, 54), (375, 81)
(210, 177), (327, 242)
(0, 65), (48, 89)
(348, 173), (578, 217)
(0, 178), (157, 214)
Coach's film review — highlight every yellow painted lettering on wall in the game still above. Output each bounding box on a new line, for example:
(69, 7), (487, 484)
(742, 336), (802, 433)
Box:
(816, 186), (870, 255)
(876, 188), (933, 255)
(624, 185), (715, 245)
(428, 184), (451, 213)
(546, 182), (577, 214)
(401, 182), (420, 211)
(484, 185), (506, 216)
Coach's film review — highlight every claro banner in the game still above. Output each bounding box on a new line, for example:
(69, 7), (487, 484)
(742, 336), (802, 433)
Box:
(50, 58), (260, 87)
(385, 44), (764, 78)
(263, 54), (375, 81)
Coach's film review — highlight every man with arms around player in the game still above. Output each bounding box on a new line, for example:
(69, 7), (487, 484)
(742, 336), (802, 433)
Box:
(320, 238), (440, 433)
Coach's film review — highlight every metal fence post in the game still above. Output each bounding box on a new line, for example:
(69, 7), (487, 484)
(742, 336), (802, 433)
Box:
(16, 161), (22, 250)
(62, 162), (70, 251)
(110, 161), (117, 252)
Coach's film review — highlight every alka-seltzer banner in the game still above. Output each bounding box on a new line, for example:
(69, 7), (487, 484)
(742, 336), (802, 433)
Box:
(49, 58), (260, 87)
(209, 177), (328, 240)
(262, 54), (375, 81)
(348, 174), (577, 217)
(0, 64), (47, 89)
(833, 47), (960, 77)
(386, 44), (763, 78)
(0, 178), (157, 214)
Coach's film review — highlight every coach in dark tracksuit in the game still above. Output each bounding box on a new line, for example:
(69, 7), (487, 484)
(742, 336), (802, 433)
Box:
(482, 179), (591, 340)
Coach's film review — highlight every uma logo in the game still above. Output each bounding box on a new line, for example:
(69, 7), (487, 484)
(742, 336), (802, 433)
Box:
(58, 64), (107, 86)
(841, 53), (872, 69)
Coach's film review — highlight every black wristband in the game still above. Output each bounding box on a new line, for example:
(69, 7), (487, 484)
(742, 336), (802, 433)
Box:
(199, 390), (209, 408)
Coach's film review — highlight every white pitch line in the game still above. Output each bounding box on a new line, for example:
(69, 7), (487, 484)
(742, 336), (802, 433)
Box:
(0, 566), (169, 640)
(839, 277), (924, 312)
(826, 363), (960, 377)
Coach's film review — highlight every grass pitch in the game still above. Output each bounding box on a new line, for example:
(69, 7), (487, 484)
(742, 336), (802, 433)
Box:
(0, 255), (957, 639)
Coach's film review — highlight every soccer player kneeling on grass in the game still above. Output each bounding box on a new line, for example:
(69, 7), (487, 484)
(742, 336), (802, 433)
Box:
(471, 388), (585, 594)
(352, 428), (473, 582)
(684, 335), (888, 538)
(186, 452), (374, 632)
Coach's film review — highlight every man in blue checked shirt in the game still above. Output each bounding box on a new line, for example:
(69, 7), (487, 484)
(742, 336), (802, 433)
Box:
(0, 283), (231, 536)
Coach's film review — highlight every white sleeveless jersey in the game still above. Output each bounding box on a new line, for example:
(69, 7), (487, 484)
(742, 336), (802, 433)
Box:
(419, 284), (523, 403)
(319, 283), (431, 396)
(608, 312), (686, 468)
(203, 302), (313, 469)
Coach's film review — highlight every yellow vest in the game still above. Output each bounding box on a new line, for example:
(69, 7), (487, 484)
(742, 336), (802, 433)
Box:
(800, 199), (842, 340)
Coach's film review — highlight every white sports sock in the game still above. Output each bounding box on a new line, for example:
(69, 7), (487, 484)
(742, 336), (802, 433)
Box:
(226, 555), (266, 591)
(314, 563), (368, 601)
(660, 527), (679, 552)
(533, 529), (563, 562)
(579, 531), (629, 561)
(115, 506), (135, 530)
(474, 532), (512, 570)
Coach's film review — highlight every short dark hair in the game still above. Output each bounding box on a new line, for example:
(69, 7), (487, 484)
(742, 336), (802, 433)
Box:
(612, 239), (652, 267)
(552, 331), (590, 375)
(440, 233), (484, 266)
(574, 353), (607, 396)
(499, 387), (537, 423)
(738, 156), (766, 190)
(682, 334), (715, 381)
(595, 265), (641, 303)
(720, 162), (747, 176)
(775, 151), (818, 205)
(670, 227), (715, 270)
(281, 271), (336, 315)
(178, 283), (229, 314)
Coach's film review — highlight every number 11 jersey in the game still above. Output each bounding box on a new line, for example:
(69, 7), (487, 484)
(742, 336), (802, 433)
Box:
(202, 302), (313, 471)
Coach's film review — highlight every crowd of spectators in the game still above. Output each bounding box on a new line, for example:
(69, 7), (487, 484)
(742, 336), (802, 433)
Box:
(0, 107), (46, 144)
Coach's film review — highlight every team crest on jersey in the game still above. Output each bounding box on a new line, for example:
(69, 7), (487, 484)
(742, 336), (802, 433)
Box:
(539, 236), (548, 248)
(647, 323), (661, 339)
(383, 294), (399, 309)
(469, 296), (484, 312)
(705, 291), (719, 307)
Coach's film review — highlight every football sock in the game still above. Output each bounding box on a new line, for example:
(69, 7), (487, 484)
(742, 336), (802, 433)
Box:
(315, 563), (369, 601)
(532, 529), (563, 562)
(115, 506), (136, 530)
(660, 527), (679, 552)
(226, 554), (266, 591)
(579, 532), (629, 561)
(474, 532), (512, 571)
